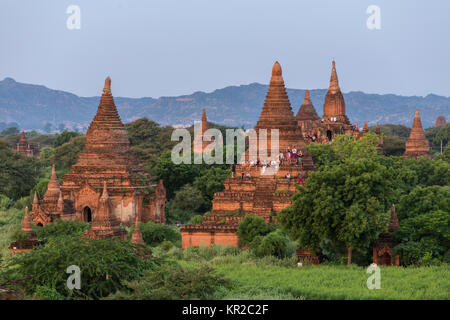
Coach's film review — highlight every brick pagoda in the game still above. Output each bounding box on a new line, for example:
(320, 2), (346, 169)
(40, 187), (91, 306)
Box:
(181, 62), (316, 249)
(13, 129), (40, 157)
(404, 109), (431, 158)
(193, 109), (215, 153)
(31, 77), (166, 238)
(434, 116), (447, 127)
(373, 204), (400, 266)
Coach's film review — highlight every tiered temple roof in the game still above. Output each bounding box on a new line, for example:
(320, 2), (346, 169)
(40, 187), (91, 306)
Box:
(13, 129), (40, 157)
(404, 109), (431, 158)
(181, 62), (317, 249)
(296, 90), (319, 121)
(322, 61), (350, 124)
(250, 62), (315, 170)
(31, 77), (166, 235)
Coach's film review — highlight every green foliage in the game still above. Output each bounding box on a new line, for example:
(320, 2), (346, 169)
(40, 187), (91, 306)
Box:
(393, 186), (450, 264)
(125, 118), (175, 174)
(10, 229), (31, 241)
(0, 194), (13, 211)
(0, 140), (41, 200)
(39, 147), (54, 167)
(237, 215), (276, 247)
(166, 184), (205, 224)
(139, 221), (181, 247)
(53, 130), (80, 147)
(155, 151), (201, 199)
(34, 286), (64, 300)
(193, 166), (230, 206)
(251, 229), (289, 259)
(280, 135), (395, 263)
(106, 264), (232, 300)
(189, 214), (204, 225)
(3, 237), (157, 299)
(35, 220), (90, 242)
(52, 135), (85, 170)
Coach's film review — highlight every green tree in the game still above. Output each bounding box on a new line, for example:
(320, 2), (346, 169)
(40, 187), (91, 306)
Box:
(237, 215), (275, 247)
(166, 184), (205, 223)
(52, 135), (85, 170)
(53, 130), (80, 147)
(279, 135), (394, 265)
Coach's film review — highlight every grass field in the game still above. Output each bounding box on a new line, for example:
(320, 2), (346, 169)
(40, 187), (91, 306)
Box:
(180, 259), (450, 300)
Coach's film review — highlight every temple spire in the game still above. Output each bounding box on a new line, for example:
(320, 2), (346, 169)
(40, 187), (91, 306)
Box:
(44, 164), (61, 200)
(362, 121), (368, 133)
(103, 76), (111, 94)
(328, 60), (340, 94)
(100, 181), (109, 201)
(131, 213), (145, 245)
(388, 204), (399, 233)
(296, 90), (319, 121)
(404, 109), (431, 158)
(22, 207), (36, 238)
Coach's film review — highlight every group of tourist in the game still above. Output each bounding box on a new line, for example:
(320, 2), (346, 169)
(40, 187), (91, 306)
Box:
(278, 147), (303, 164)
(284, 172), (307, 183)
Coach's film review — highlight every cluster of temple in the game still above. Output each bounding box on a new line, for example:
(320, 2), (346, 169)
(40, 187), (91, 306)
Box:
(181, 60), (435, 266)
(13, 129), (40, 157)
(11, 60), (442, 266)
(25, 77), (166, 243)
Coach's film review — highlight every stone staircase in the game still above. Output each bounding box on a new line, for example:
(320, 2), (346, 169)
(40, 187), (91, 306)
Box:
(252, 178), (276, 220)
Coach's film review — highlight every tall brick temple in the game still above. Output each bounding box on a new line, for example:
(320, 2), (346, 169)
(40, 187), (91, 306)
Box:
(30, 77), (166, 238)
(404, 109), (431, 158)
(181, 62), (316, 249)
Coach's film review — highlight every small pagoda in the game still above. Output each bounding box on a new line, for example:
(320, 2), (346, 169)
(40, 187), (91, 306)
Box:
(404, 109), (431, 158)
(373, 204), (400, 266)
(9, 207), (40, 254)
(434, 116), (446, 127)
(13, 129), (40, 158)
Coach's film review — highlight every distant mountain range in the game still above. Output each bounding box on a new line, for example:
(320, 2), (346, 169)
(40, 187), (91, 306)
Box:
(0, 77), (448, 131)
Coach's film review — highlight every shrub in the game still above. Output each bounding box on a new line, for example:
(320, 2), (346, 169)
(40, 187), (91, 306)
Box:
(106, 264), (232, 300)
(140, 221), (181, 247)
(237, 215), (276, 247)
(0, 194), (12, 210)
(252, 229), (289, 259)
(35, 220), (89, 242)
(188, 214), (204, 224)
(3, 237), (158, 299)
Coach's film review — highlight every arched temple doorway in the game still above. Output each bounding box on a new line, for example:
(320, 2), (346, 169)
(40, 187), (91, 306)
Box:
(326, 130), (333, 141)
(381, 252), (391, 266)
(37, 223), (43, 227)
(83, 206), (92, 222)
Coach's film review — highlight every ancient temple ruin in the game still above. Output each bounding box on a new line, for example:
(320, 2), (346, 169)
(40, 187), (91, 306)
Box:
(13, 129), (40, 157)
(181, 62), (316, 249)
(404, 109), (431, 158)
(373, 204), (400, 266)
(30, 77), (166, 239)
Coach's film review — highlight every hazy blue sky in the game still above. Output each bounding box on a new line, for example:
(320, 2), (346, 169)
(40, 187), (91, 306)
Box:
(1, 0), (449, 98)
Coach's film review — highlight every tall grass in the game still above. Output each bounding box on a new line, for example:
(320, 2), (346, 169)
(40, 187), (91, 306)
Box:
(208, 263), (449, 300)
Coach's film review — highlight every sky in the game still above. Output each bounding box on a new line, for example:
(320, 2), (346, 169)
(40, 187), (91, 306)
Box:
(0, 0), (449, 98)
